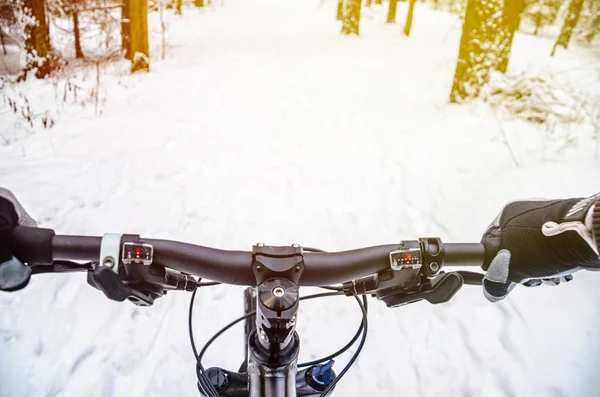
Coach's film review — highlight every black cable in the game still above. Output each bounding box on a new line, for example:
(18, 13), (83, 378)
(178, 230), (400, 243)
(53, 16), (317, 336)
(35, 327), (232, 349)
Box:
(198, 281), (221, 287)
(199, 311), (255, 362)
(300, 291), (344, 300)
(297, 295), (365, 367)
(189, 288), (220, 397)
(303, 247), (326, 252)
(319, 295), (368, 397)
(189, 289), (217, 397)
(192, 288), (368, 396)
(198, 291), (344, 362)
(318, 285), (343, 292)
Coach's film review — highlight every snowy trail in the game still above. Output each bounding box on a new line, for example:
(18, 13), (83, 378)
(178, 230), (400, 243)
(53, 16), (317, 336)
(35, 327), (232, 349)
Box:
(1, 1), (600, 396)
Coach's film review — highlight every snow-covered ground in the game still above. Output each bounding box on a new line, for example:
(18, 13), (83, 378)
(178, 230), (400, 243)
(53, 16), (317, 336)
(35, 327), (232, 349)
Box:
(1, 1), (600, 396)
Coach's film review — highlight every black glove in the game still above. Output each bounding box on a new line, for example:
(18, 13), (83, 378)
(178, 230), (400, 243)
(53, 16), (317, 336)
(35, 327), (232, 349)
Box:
(481, 193), (600, 302)
(0, 188), (37, 291)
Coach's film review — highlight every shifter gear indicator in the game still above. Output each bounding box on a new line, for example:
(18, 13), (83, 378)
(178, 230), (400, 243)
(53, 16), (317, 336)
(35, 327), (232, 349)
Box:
(122, 242), (154, 266)
(389, 248), (422, 270)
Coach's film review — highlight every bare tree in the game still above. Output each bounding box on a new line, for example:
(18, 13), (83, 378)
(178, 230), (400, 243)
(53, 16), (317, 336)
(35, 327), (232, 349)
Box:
(72, 10), (83, 58)
(522, 0), (563, 36)
(341, 0), (361, 35)
(122, 0), (131, 59)
(497, 0), (524, 73)
(387, 0), (398, 23)
(403, 0), (417, 36)
(129, 0), (149, 72)
(551, 0), (585, 55)
(56, 0), (87, 59)
(0, 0), (18, 56)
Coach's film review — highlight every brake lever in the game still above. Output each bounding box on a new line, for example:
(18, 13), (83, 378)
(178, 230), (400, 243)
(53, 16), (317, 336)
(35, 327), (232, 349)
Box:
(87, 266), (160, 306)
(30, 261), (95, 274)
(377, 272), (464, 308)
(456, 271), (484, 285)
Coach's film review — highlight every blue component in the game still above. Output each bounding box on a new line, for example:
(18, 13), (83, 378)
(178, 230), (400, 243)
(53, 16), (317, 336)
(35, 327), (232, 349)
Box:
(311, 360), (335, 386)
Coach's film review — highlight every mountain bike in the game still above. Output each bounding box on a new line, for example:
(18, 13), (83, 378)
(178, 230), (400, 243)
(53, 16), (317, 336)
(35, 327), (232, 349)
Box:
(8, 226), (486, 396)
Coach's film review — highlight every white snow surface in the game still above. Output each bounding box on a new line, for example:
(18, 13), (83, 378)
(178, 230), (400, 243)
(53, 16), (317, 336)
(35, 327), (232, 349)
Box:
(1, 1), (600, 396)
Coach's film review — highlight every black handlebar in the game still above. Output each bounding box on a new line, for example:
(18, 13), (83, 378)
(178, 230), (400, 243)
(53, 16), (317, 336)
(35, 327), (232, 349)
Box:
(9, 226), (486, 286)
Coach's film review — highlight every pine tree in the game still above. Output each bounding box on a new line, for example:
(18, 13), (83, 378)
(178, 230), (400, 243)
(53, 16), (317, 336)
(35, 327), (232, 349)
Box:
(341, 0), (361, 35)
(551, 0), (585, 55)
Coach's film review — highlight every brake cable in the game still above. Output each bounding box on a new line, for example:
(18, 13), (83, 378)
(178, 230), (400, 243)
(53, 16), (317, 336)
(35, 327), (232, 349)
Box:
(189, 287), (220, 397)
(298, 293), (366, 368)
(319, 295), (368, 397)
(190, 287), (369, 396)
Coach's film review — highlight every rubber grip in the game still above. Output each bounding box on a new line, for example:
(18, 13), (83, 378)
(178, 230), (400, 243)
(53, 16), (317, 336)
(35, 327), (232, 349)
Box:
(443, 243), (486, 267)
(9, 226), (55, 265)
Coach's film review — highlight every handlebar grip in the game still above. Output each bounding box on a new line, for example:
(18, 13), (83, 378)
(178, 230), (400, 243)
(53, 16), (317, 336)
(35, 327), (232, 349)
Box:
(10, 226), (55, 265)
(443, 243), (485, 268)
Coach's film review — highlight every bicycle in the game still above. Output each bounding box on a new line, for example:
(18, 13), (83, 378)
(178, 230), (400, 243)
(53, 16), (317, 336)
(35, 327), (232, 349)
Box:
(8, 226), (486, 396)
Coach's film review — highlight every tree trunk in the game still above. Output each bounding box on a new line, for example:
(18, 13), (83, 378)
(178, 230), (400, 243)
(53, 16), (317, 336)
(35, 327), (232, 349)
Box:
(496, 0), (523, 73)
(386, 0), (398, 24)
(449, 0), (503, 102)
(176, 0), (182, 14)
(551, 0), (584, 56)
(129, 0), (149, 72)
(403, 0), (416, 36)
(23, 0), (52, 78)
(122, 0), (131, 59)
(341, 0), (361, 35)
(73, 11), (84, 59)
(375, 0), (382, 4)
(534, 12), (541, 35)
(160, 0), (166, 60)
(337, 0), (344, 20)
(0, 29), (6, 56)
(195, 0), (204, 7)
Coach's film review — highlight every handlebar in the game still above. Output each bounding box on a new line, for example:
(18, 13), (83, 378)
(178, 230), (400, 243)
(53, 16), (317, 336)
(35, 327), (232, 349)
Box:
(10, 226), (485, 286)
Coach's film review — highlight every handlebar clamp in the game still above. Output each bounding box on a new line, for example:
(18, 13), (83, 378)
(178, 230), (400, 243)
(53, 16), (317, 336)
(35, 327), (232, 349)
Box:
(252, 244), (305, 352)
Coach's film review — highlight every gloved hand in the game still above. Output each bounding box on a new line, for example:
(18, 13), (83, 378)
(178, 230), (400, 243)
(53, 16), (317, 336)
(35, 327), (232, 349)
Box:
(481, 193), (600, 302)
(0, 187), (37, 291)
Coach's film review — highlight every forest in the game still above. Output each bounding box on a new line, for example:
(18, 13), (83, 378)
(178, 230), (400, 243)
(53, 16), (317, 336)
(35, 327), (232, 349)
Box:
(1, 1), (600, 397)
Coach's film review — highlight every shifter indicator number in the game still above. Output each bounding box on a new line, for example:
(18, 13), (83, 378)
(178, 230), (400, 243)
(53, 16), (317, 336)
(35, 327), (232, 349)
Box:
(390, 248), (422, 270)
(122, 242), (153, 266)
